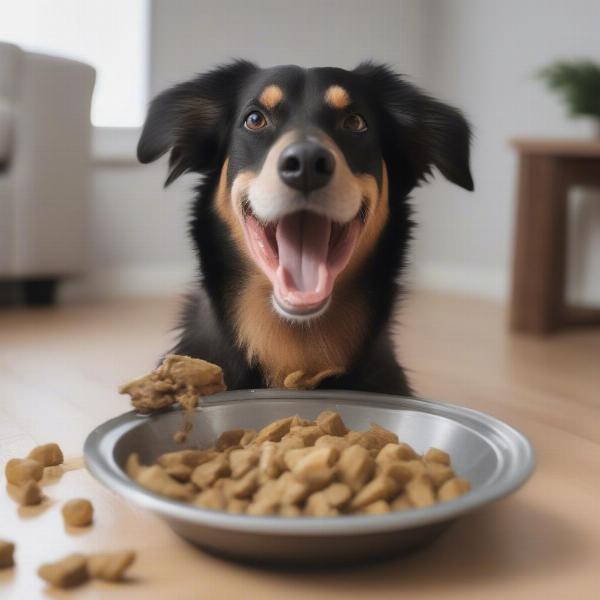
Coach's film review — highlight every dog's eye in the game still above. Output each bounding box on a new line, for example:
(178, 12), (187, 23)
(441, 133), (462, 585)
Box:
(342, 113), (368, 132)
(244, 111), (267, 131)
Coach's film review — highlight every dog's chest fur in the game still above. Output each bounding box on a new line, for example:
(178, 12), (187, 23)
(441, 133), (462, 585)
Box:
(231, 272), (369, 387)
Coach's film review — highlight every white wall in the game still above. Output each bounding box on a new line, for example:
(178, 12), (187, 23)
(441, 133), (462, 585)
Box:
(410, 0), (600, 304)
(68, 0), (600, 305)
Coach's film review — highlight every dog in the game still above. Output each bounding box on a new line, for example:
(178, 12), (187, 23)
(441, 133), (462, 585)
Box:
(137, 61), (473, 396)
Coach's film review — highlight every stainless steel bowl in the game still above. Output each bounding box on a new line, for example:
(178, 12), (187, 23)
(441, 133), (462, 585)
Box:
(84, 389), (534, 565)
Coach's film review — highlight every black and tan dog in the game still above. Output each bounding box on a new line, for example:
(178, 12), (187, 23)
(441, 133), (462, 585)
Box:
(137, 61), (473, 395)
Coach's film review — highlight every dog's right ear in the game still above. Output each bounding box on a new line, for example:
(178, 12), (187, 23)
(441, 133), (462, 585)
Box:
(137, 60), (258, 186)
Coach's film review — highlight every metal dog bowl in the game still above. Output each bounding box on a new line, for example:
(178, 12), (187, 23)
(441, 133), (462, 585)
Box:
(84, 389), (534, 565)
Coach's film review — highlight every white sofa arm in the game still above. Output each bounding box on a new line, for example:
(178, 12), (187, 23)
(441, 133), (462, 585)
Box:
(9, 51), (96, 275)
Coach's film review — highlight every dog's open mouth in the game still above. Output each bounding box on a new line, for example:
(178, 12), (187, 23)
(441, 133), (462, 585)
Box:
(242, 209), (363, 317)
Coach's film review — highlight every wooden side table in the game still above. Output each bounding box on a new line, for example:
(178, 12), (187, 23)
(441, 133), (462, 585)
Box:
(510, 138), (600, 334)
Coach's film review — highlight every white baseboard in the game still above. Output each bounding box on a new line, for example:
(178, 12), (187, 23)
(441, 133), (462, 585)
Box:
(408, 263), (508, 299)
(59, 263), (195, 301)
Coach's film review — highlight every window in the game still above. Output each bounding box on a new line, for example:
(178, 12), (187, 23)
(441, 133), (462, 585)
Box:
(0, 0), (149, 127)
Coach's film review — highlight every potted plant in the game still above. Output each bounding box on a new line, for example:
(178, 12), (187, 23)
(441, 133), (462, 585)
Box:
(538, 60), (600, 136)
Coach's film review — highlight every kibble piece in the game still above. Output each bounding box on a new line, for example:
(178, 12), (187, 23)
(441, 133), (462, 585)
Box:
(321, 482), (352, 508)
(137, 465), (195, 501)
(38, 553), (89, 588)
(125, 453), (142, 478)
(280, 504), (302, 517)
(194, 488), (226, 510)
(424, 447), (451, 466)
(304, 491), (338, 517)
(5, 458), (43, 486)
(378, 462), (413, 488)
(344, 431), (381, 454)
(231, 468), (260, 499)
(258, 442), (282, 479)
(254, 416), (295, 444)
(0, 540), (15, 569)
(229, 448), (259, 479)
(426, 462), (455, 488)
(337, 445), (374, 492)
(227, 498), (249, 514)
(282, 447), (313, 471)
(315, 435), (350, 453)
(280, 477), (310, 505)
(62, 498), (94, 527)
(164, 463), (193, 482)
(190, 456), (229, 489)
(362, 500), (390, 515)
(406, 474), (435, 508)
(290, 415), (313, 427)
(291, 447), (336, 490)
(157, 449), (216, 470)
(401, 459), (427, 477)
(287, 425), (323, 446)
(377, 443), (414, 464)
(350, 476), (399, 509)
(14, 480), (43, 506)
(28, 443), (64, 467)
(247, 497), (279, 515)
(214, 477), (237, 500)
(87, 551), (136, 581)
(240, 429), (257, 447)
(316, 411), (348, 436)
(390, 494), (412, 511)
(215, 429), (246, 451)
(368, 424), (399, 448)
(438, 478), (471, 502)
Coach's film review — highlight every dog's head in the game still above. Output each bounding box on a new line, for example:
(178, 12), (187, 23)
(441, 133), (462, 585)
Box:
(138, 61), (473, 321)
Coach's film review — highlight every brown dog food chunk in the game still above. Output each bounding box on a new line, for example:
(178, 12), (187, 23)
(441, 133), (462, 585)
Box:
(229, 448), (259, 479)
(137, 465), (195, 501)
(337, 445), (374, 492)
(28, 443), (64, 467)
(0, 540), (15, 569)
(424, 447), (451, 466)
(87, 551), (136, 581)
(5, 458), (43, 486)
(190, 456), (229, 489)
(438, 477), (471, 502)
(254, 416), (295, 444)
(38, 553), (89, 588)
(62, 499), (94, 527)
(406, 474), (436, 508)
(316, 411), (348, 436)
(14, 480), (43, 506)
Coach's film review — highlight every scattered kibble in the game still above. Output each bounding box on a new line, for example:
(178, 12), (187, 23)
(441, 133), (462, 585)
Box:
(5, 458), (43, 486)
(87, 551), (136, 581)
(62, 498), (94, 527)
(14, 480), (43, 506)
(38, 553), (89, 589)
(28, 443), (64, 467)
(0, 540), (15, 569)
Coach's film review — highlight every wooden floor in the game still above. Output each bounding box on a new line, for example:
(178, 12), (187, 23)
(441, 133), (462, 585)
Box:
(1, 291), (599, 599)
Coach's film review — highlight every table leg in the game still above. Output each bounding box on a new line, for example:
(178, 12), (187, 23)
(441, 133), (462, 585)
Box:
(510, 156), (568, 334)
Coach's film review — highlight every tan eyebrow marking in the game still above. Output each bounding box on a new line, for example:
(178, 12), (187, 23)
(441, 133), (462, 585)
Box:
(324, 85), (351, 109)
(259, 84), (284, 109)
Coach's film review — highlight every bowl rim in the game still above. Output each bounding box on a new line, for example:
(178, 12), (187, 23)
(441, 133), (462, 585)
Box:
(84, 389), (535, 536)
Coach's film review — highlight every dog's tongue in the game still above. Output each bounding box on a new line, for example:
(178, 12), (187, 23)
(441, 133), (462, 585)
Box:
(276, 211), (331, 293)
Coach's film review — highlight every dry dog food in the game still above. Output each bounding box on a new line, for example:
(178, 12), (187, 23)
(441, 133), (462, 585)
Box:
(5, 458), (44, 486)
(14, 480), (43, 506)
(28, 443), (64, 467)
(126, 411), (471, 516)
(87, 551), (136, 581)
(119, 354), (226, 414)
(0, 540), (15, 569)
(37, 551), (136, 589)
(62, 498), (94, 527)
(38, 553), (89, 589)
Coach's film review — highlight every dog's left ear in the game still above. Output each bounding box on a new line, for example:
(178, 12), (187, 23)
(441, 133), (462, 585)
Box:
(137, 60), (258, 185)
(355, 62), (474, 191)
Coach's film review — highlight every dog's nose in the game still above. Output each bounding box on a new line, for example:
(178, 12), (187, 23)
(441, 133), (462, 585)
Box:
(278, 141), (335, 193)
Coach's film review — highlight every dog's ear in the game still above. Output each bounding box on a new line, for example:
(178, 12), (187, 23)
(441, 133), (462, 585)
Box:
(138, 60), (258, 185)
(355, 62), (474, 191)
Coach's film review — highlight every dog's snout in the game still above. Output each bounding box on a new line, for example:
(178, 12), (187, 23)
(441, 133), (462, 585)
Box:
(277, 141), (335, 194)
